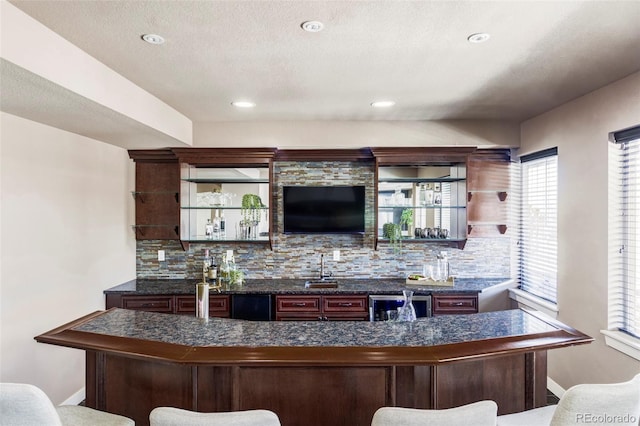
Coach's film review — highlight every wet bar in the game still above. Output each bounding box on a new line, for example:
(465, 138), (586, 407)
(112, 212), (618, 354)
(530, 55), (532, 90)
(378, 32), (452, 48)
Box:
(36, 308), (592, 426)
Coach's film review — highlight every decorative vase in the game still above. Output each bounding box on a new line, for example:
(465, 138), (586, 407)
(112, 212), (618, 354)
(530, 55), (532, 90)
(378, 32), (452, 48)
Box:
(397, 290), (417, 322)
(238, 221), (250, 240)
(251, 220), (259, 239)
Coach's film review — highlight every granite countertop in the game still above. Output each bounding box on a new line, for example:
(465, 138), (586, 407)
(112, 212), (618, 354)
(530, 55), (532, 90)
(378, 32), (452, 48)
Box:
(75, 307), (554, 348)
(104, 277), (513, 296)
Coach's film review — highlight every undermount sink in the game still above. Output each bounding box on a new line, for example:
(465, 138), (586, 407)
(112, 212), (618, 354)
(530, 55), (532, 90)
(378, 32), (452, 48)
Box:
(305, 279), (339, 288)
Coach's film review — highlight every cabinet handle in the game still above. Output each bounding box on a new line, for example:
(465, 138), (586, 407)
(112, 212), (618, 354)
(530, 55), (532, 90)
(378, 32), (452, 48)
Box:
(452, 302), (465, 306)
(318, 316), (323, 321)
(293, 303), (307, 307)
(338, 303), (353, 307)
(141, 303), (153, 307)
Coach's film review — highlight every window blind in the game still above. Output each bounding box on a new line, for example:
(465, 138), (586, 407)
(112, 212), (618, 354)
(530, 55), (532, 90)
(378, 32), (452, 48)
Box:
(609, 125), (640, 338)
(519, 148), (558, 303)
(435, 182), (451, 230)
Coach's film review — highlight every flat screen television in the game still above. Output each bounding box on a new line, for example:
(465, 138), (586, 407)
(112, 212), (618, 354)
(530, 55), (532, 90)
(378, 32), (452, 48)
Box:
(283, 186), (365, 234)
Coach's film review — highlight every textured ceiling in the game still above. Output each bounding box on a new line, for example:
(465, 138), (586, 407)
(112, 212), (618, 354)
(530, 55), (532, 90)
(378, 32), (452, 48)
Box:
(5, 0), (640, 124)
(0, 59), (189, 148)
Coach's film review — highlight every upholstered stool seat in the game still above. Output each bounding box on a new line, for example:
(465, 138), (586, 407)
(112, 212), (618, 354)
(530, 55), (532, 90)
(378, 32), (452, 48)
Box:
(149, 406), (281, 426)
(498, 374), (640, 426)
(497, 405), (557, 426)
(0, 383), (134, 426)
(56, 404), (134, 426)
(371, 400), (498, 426)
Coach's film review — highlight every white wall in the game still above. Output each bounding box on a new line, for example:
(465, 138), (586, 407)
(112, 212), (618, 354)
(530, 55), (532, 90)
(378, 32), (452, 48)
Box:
(193, 119), (520, 149)
(520, 72), (640, 388)
(0, 112), (136, 404)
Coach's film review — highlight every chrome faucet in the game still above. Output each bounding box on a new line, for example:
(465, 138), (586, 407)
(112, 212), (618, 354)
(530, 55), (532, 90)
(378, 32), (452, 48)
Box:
(319, 254), (332, 280)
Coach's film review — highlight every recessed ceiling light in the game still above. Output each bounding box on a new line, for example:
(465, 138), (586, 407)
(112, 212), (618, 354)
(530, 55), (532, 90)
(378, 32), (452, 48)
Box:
(231, 101), (256, 108)
(141, 34), (165, 45)
(301, 21), (324, 33)
(467, 33), (490, 43)
(371, 101), (396, 108)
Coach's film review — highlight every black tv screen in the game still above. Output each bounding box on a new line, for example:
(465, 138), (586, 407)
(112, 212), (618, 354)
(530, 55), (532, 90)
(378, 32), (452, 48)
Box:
(283, 186), (365, 234)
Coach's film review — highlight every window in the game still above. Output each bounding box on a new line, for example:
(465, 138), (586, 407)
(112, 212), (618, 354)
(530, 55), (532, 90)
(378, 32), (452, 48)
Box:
(519, 148), (558, 304)
(608, 125), (640, 340)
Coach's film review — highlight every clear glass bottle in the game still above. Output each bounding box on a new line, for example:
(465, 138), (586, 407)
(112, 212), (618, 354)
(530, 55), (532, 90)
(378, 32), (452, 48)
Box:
(436, 251), (450, 281)
(213, 210), (221, 239)
(219, 211), (226, 239)
(397, 290), (417, 322)
(203, 249), (211, 272)
(204, 219), (213, 239)
(207, 255), (217, 281)
(393, 188), (404, 205)
(419, 183), (427, 205)
(220, 252), (236, 285)
(220, 254), (230, 284)
(425, 187), (434, 205)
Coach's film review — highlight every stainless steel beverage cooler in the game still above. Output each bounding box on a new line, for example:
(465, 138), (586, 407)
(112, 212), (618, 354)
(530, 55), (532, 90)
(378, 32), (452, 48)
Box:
(369, 294), (432, 321)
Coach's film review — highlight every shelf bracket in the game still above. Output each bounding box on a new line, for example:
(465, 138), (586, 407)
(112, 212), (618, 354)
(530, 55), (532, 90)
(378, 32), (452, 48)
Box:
(468, 224), (508, 235)
(467, 191), (508, 202)
(131, 192), (146, 203)
(131, 225), (145, 236)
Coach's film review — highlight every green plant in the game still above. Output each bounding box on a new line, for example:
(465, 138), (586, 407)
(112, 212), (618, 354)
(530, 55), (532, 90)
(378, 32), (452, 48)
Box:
(382, 209), (413, 253)
(241, 194), (265, 223)
(383, 222), (402, 253)
(382, 223), (395, 239)
(229, 269), (244, 286)
(400, 209), (413, 228)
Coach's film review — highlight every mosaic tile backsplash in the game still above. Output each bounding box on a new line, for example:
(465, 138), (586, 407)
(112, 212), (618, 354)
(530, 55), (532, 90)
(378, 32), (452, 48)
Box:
(137, 161), (511, 279)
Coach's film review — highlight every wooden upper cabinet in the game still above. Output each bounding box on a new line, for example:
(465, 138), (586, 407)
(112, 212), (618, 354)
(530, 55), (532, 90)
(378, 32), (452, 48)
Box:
(173, 148), (277, 250)
(129, 150), (180, 240)
(370, 147), (477, 250)
(127, 147), (510, 246)
(466, 149), (511, 237)
(172, 148), (277, 166)
(128, 148), (277, 246)
(370, 147), (477, 166)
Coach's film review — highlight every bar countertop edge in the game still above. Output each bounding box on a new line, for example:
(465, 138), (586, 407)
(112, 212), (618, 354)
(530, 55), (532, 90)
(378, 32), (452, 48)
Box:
(34, 308), (593, 367)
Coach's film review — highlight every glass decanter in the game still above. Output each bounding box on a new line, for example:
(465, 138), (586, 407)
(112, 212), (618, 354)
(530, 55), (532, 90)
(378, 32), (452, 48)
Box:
(396, 290), (417, 322)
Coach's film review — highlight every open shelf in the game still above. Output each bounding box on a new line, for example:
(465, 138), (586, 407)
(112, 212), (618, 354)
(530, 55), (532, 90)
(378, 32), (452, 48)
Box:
(379, 177), (466, 183)
(375, 162), (468, 250)
(379, 205), (467, 210)
(179, 163), (273, 249)
(181, 178), (269, 184)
